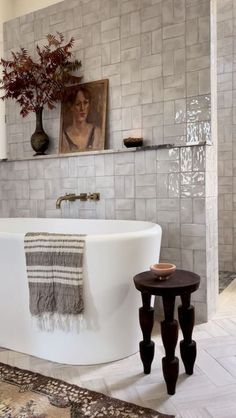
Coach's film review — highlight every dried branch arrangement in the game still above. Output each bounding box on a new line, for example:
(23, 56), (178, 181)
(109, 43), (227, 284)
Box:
(0, 32), (82, 117)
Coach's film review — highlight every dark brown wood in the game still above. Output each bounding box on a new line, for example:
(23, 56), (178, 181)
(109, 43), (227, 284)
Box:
(161, 295), (179, 395)
(162, 357), (179, 396)
(178, 293), (196, 375)
(139, 340), (154, 375)
(139, 293), (155, 374)
(134, 269), (200, 297)
(133, 269), (200, 395)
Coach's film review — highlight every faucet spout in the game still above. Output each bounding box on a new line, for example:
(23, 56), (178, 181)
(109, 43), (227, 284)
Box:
(56, 193), (76, 209)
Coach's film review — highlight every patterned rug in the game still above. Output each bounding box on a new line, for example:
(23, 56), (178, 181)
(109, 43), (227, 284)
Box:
(0, 362), (174, 417)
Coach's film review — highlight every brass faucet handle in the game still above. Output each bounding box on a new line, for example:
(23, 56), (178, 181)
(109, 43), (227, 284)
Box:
(68, 193), (77, 201)
(79, 193), (88, 201)
(66, 193), (76, 197)
(88, 192), (100, 201)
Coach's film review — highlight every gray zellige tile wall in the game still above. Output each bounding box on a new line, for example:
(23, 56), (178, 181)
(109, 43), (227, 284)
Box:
(3, 0), (211, 159)
(0, 0), (219, 322)
(217, 0), (235, 272)
(0, 145), (208, 321)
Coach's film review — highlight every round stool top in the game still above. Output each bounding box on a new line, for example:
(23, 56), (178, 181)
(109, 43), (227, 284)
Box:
(133, 269), (200, 296)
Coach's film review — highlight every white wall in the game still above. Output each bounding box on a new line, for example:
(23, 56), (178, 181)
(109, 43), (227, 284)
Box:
(11, 0), (63, 18)
(1, 0), (62, 21)
(0, 3), (13, 23)
(0, 2), (13, 159)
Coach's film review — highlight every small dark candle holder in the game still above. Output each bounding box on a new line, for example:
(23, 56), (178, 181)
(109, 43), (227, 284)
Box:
(123, 137), (143, 148)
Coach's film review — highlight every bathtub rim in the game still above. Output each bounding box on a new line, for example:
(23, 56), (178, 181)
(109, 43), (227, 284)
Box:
(0, 218), (162, 242)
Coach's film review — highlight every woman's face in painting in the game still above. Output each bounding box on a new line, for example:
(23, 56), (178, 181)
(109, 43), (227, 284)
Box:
(72, 90), (90, 123)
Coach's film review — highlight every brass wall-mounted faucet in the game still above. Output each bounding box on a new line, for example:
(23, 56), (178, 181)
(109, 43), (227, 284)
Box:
(56, 193), (100, 209)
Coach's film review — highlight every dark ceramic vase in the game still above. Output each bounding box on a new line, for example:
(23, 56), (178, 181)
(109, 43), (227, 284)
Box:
(31, 107), (49, 156)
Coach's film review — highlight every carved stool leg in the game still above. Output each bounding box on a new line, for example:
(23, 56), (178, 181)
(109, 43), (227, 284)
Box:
(178, 293), (196, 375)
(161, 295), (179, 395)
(139, 293), (155, 374)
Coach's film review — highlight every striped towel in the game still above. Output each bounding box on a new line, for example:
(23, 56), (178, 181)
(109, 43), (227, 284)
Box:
(24, 233), (86, 323)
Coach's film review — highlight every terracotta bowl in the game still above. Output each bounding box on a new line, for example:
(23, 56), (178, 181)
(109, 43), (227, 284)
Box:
(150, 263), (176, 279)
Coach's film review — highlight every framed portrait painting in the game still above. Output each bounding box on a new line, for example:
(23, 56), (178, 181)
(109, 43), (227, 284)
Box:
(59, 79), (108, 154)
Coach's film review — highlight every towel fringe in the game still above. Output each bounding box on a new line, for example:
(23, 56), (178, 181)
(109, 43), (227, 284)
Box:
(32, 312), (84, 332)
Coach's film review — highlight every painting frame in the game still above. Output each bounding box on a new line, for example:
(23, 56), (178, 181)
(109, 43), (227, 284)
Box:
(59, 79), (108, 154)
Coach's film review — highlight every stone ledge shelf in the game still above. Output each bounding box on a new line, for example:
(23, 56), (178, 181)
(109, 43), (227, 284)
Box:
(1, 141), (210, 162)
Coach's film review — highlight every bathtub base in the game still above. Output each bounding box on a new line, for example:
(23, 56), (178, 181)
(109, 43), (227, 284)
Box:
(0, 218), (162, 365)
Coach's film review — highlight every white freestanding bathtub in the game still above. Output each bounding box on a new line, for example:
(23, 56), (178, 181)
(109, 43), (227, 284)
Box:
(0, 218), (162, 365)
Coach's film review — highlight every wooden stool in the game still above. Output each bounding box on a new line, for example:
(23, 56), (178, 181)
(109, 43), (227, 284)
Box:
(133, 269), (200, 395)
